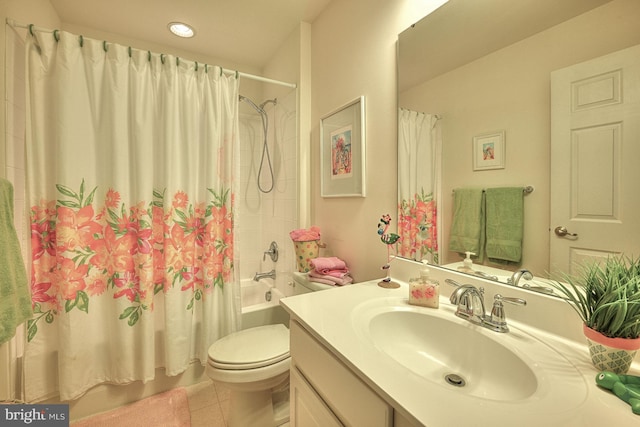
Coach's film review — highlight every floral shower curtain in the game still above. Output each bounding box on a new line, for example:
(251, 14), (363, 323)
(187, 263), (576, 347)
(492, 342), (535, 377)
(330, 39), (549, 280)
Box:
(397, 108), (441, 263)
(23, 29), (240, 401)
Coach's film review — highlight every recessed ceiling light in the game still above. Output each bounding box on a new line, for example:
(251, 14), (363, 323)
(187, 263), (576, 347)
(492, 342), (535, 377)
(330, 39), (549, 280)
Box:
(168, 22), (195, 38)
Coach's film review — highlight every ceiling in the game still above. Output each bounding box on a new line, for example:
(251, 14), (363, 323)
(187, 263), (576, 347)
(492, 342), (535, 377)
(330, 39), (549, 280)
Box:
(398, 0), (614, 92)
(49, 0), (332, 70)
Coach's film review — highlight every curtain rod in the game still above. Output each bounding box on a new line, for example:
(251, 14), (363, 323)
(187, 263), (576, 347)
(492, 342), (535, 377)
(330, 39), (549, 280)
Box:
(6, 18), (297, 89)
(233, 71), (296, 89)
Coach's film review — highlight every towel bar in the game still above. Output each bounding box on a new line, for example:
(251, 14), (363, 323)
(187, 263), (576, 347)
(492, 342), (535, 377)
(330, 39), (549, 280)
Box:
(453, 186), (534, 194)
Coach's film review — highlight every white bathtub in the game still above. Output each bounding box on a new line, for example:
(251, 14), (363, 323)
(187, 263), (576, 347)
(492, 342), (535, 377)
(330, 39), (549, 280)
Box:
(241, 278), (289, 330)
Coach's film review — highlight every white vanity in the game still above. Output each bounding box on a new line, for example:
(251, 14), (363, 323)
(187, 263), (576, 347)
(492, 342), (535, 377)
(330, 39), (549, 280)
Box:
(280, 258), (639, 426)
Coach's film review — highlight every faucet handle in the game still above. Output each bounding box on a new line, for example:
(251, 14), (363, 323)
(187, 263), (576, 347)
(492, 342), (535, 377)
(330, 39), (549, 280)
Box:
(498, 295), (527, 306)
(489, 294), (526, 332)
(263, 241), (279, 262)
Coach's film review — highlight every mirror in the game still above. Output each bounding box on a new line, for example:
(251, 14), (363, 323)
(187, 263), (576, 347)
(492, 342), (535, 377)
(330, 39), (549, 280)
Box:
(397, 0), (639, 287)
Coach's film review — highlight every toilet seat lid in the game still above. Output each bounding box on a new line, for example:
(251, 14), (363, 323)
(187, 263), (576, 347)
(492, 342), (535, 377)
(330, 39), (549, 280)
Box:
(208, 324), (290, 370)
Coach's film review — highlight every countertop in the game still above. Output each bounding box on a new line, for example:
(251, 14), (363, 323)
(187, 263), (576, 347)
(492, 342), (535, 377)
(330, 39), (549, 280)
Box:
(280, 276), (640, 426)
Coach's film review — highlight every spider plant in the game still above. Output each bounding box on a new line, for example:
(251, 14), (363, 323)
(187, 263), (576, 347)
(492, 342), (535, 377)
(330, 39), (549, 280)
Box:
(551, 255), (640, 339)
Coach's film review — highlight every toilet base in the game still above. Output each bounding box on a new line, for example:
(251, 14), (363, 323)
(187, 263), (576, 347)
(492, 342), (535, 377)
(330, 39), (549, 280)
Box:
(228, 387), (290, 427)
(273, 388), (290, 425)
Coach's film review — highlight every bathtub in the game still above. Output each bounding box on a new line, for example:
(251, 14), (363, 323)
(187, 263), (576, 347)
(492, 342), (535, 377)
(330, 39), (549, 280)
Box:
(241, 278), (289, 330)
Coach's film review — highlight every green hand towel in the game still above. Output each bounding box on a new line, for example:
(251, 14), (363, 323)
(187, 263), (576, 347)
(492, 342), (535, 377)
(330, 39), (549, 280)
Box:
(485, 187), (524, 264)
(0, 178), (32, 345)
(449, 188), (485, 261)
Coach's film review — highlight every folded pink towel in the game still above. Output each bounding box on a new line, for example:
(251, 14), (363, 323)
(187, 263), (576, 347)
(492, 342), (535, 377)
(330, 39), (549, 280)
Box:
(317, 268), (350, 278)
(308, 276), (339, 286)
(289, 226), (321, 242)
(308, 270), (353, 286)
(310, 257), (347, 272)
(308, 276), (353, 286)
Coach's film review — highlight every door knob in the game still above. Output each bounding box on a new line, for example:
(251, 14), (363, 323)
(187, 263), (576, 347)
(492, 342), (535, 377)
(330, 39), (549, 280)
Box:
(554, 226), (578, 237)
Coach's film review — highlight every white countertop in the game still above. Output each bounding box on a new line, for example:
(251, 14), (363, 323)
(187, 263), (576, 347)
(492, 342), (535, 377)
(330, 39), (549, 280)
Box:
(280, 275), (640, 426)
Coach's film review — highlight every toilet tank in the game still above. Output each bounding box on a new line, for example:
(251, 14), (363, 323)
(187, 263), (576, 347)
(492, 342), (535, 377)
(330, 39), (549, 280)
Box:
(291, 272), (335, 295)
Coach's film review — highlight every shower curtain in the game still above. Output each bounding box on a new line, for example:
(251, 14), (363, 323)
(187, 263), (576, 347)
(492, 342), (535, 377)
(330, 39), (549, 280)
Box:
(23, 29), (240, 401)
(397, 109), (441, 263)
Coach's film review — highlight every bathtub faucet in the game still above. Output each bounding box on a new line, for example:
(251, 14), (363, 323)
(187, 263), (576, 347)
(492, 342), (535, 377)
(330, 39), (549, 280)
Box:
(253, 269), (276, 281)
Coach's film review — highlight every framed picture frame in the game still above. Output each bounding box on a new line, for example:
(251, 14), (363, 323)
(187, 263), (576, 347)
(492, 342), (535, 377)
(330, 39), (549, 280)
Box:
(473, 130), (505, 171)
(320, 96), (366, 197)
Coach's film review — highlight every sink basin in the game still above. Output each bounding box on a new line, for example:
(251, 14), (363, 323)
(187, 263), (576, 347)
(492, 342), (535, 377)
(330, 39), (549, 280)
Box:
(368, 310), (536, 401)
(352, 297), (588, 409)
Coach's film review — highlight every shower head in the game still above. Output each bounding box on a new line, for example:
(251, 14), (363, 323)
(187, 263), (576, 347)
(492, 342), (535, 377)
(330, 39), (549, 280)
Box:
(239, 95), (264, 114)
(259, 98), (277, 109)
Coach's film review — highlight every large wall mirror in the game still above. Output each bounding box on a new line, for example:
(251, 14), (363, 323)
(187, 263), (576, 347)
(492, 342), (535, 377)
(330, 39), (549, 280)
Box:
(397, 0), (640, 289)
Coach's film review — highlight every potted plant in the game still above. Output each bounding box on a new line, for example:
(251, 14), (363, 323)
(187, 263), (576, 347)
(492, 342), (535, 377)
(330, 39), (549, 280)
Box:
(551, 255), (640, 374)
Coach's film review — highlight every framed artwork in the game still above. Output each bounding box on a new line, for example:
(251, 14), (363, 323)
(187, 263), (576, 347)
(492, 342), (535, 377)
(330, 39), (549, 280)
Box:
(320, 96), (366, 197)
(473, 130), (505, 171)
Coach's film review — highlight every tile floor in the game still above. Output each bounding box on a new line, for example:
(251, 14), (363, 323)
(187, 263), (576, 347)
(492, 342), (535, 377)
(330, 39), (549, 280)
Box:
(185, 381), (290, 427)
(185, 381), (231, 427)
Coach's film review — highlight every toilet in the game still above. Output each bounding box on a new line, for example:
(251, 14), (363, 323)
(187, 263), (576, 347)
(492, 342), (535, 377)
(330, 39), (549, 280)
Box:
(206, 272), (335, 427)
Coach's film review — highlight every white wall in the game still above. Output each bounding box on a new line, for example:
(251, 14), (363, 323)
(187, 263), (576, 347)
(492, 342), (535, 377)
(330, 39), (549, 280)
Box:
(399, 0), (640, 276)
(309, 0), (447, 282)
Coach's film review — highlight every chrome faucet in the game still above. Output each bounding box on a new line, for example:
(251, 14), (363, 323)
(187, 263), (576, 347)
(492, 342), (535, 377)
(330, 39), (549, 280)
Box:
(508, 268), (555, 294)
(450, 284), (486, 324)
(445, 279), (526, 333)
(508, 268), (533, 287)
(253, 269), (276, 281)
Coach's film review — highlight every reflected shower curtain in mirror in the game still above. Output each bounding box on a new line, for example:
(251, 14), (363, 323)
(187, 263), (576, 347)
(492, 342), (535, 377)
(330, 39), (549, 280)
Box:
(23, 30), (241, 401)
(398, 109), (442, 263)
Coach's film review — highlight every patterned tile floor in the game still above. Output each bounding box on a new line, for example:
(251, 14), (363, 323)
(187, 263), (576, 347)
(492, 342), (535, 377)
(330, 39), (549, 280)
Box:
(185, 381), (230, 427)
(185, 381), (290, 427)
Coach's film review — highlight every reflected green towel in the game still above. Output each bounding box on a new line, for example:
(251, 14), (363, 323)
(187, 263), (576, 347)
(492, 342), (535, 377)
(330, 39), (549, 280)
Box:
(485, 187), (524, 264)
(0, 178), (32, 344)
(449, 188), (485, 261)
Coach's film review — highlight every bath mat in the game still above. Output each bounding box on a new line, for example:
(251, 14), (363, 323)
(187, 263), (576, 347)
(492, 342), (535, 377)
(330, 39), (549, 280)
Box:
(71, 387), (191, 427)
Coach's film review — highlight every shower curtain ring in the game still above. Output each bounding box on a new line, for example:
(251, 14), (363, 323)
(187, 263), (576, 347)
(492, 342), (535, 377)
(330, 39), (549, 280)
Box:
(103, 41), (108, 52)
(79, 35), (84, 47)
(53, 30), (60, 42)
(28, 24), (34, 36)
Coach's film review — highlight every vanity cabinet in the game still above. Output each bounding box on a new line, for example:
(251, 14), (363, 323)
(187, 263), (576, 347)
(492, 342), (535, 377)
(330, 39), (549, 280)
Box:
(290, 366), (343, 426)
(289, 320), (395, 427)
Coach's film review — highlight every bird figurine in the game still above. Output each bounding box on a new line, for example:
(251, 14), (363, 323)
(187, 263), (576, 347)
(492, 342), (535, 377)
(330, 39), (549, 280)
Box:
(377, 214), (400, 245)
(377, 214), (401, 288)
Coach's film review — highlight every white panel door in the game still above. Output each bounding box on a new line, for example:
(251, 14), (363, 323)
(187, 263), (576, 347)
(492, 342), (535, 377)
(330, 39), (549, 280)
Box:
(550, 44), (640, 276)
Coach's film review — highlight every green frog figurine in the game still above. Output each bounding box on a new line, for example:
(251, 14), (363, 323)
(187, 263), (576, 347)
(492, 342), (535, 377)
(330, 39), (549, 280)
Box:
(595, 371), (640, 415)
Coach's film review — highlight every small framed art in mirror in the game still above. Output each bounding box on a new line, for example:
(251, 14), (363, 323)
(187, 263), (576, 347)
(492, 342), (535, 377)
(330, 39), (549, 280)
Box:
(320, 96), (366, 197)
(473, 130), (505, 171)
